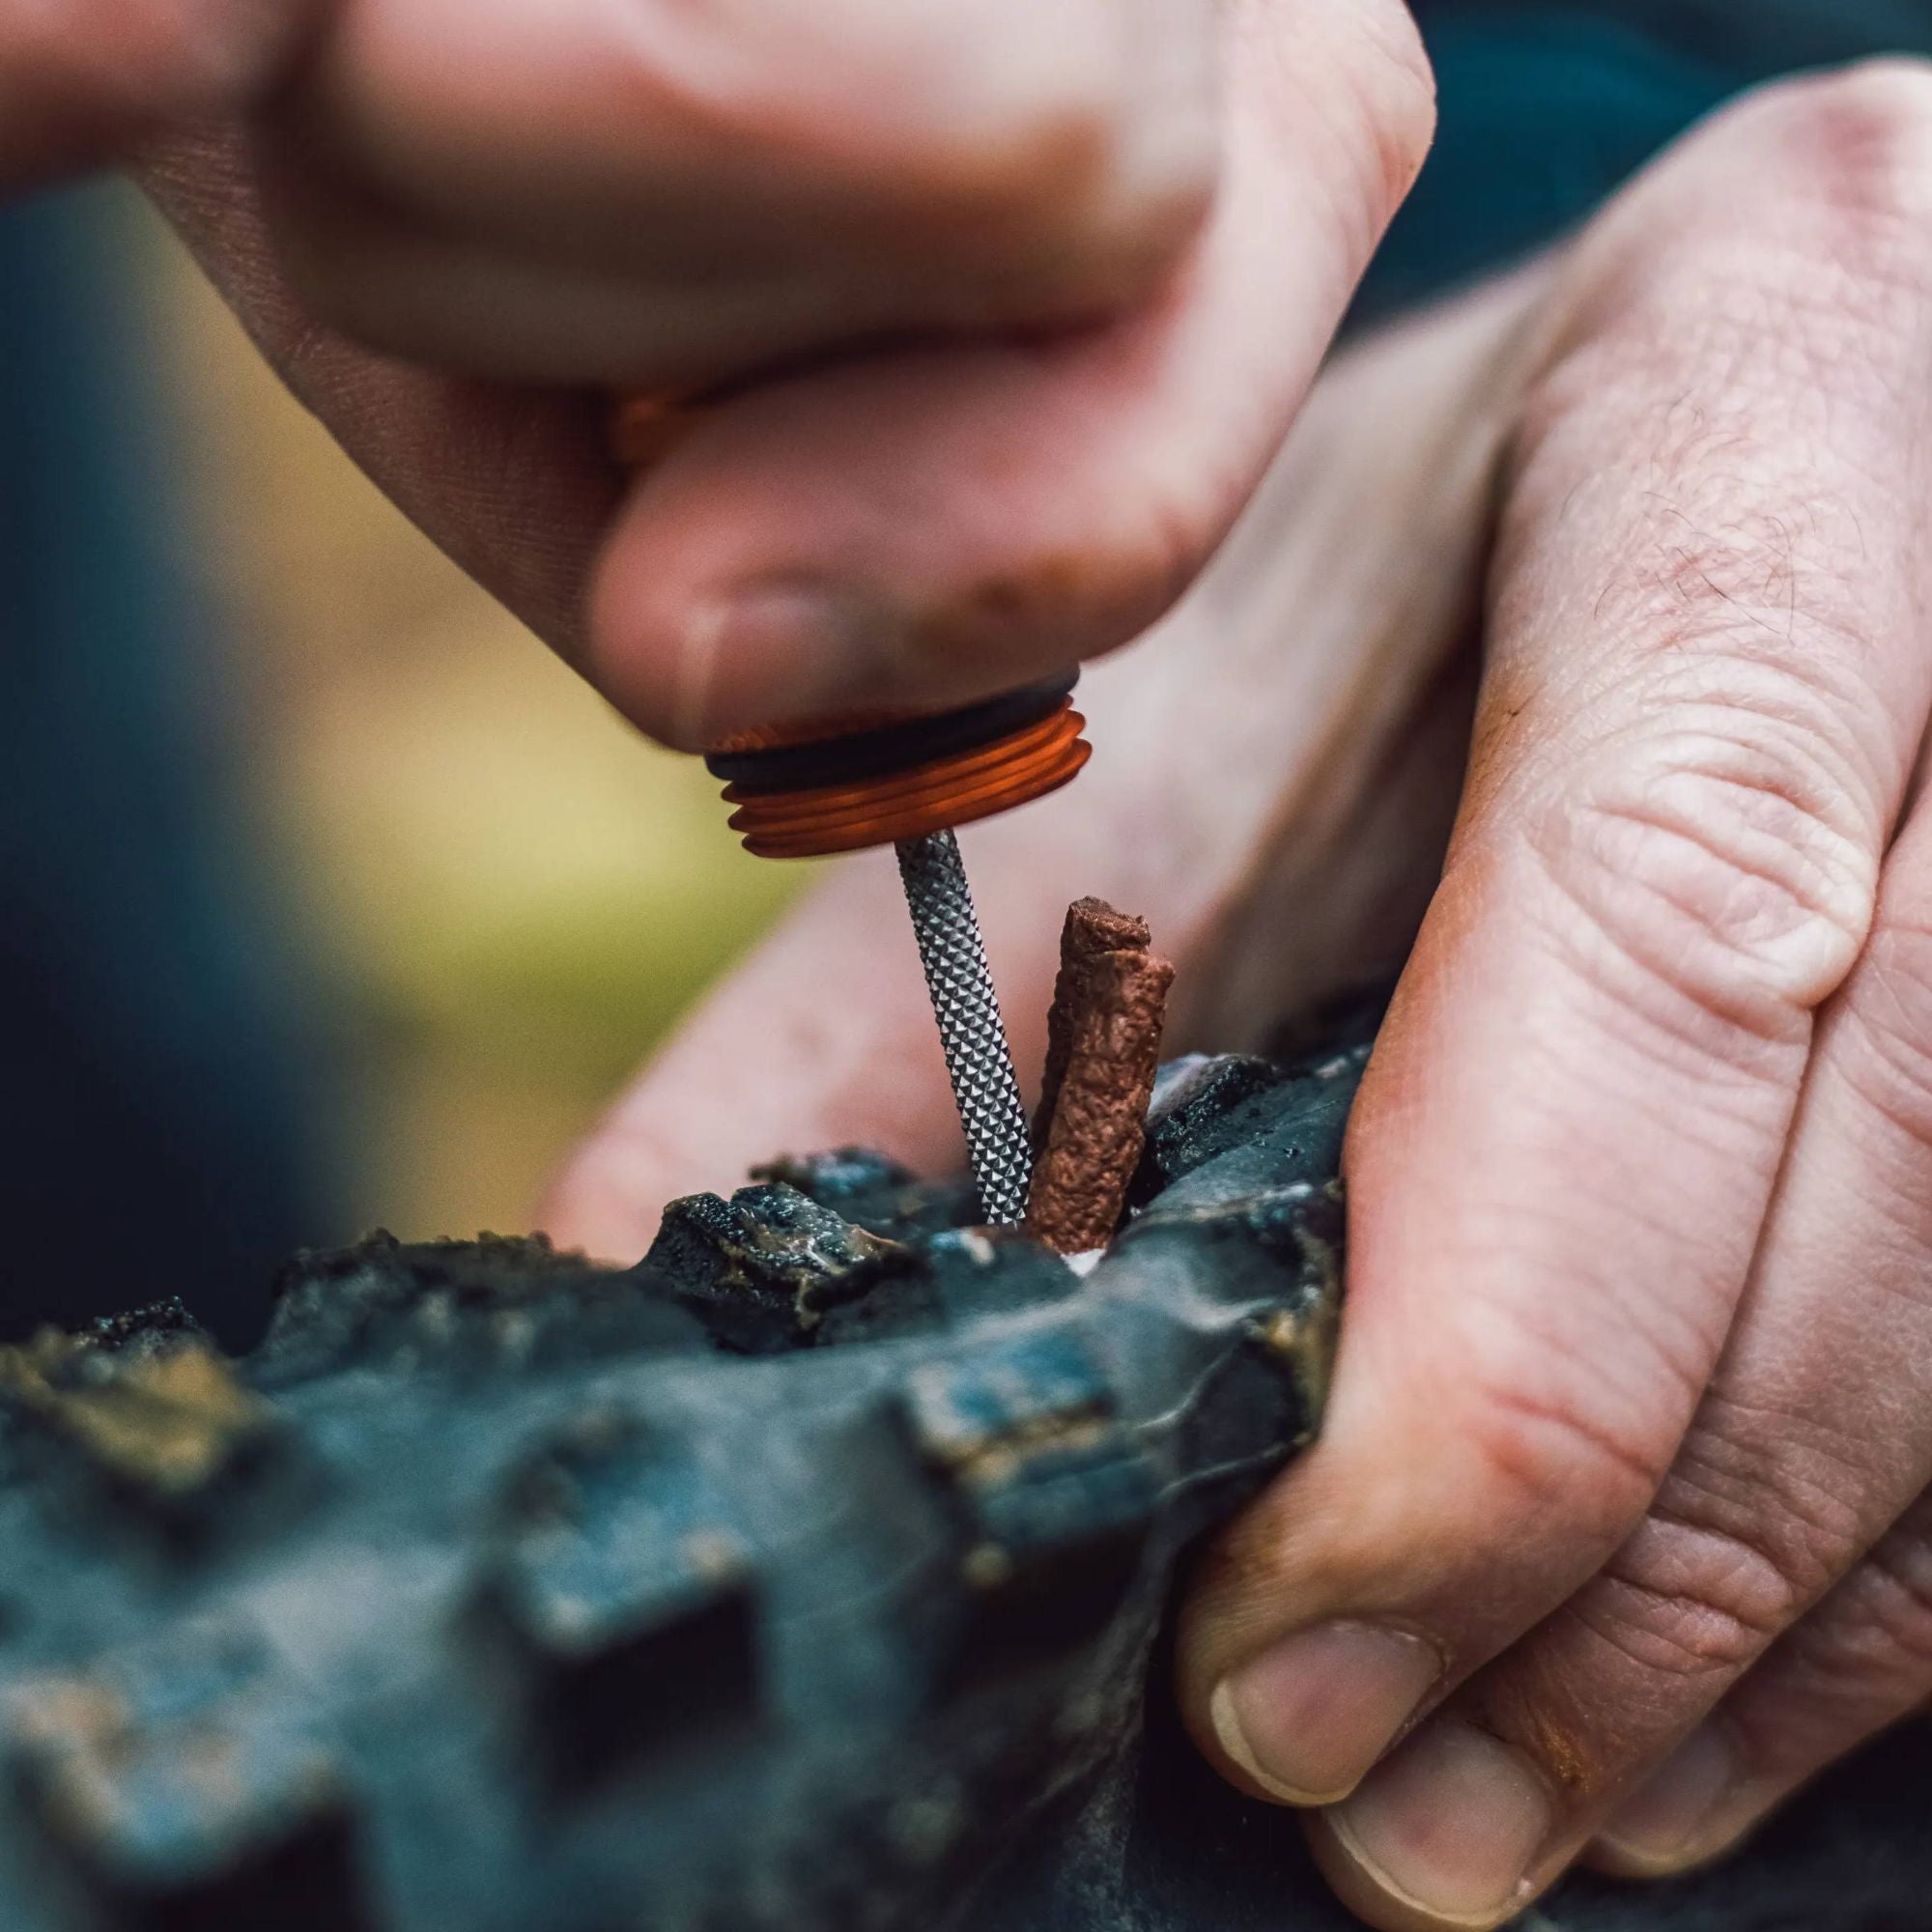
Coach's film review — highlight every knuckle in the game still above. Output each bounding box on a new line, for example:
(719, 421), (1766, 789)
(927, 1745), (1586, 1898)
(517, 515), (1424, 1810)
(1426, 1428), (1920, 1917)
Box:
(1753, 60), (1932, 227)
(1577, 1386), (1884, 1690)
(1537, 65), (1932, 450)
(894, 97), (1192, 266)
(1584, 1512), (1805, 1684)
(1010, 21), (1219, 239)
(1642, 62), (1932, 348)
(1524, 675), (1881, 1038)
(1187, 1505), (1299, 1612)
(1664, 59), (1932, 264)
(1116, 481), (1217, 628)
(1669, 1404), (1870, 1599)
(724, 11), (1219, 309)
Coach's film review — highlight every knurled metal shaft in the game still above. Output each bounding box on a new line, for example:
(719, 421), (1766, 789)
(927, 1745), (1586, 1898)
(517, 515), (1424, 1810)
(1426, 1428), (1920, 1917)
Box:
(895, 830), (1033, 1225)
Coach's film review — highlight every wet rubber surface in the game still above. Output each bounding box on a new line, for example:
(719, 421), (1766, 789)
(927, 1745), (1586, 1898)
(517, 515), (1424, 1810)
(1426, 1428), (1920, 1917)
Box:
(0, 1025), (1920, 1930)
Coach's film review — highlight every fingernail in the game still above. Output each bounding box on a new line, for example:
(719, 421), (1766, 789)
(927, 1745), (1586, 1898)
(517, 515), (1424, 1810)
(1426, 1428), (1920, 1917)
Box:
(1209, 1623), (1443, 1804)
(1327, 1721), (1555, 1927)
(1595, 1723), (1750, 1876)
(676, 582), (895, 750)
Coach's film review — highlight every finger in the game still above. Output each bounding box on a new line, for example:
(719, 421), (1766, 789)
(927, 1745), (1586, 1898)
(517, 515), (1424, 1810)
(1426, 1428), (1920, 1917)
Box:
(139, 126), (623, 660)
(1586, 803), (1932, 1878)
(1176, 62), (1932, 1931)
(1349, 678), (1932, 1918)
(541, 272), (1532, 1261)
(270, 0), (1220, 336)
(251, 155), (986, 389)
(584, 0), (1436, 748)
(1591, 1492), (1932, 1877)
(0, 0), (311, 188)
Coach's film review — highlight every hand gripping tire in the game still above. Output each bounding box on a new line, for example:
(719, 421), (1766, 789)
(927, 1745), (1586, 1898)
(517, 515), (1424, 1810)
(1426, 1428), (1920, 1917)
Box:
(0, 1027), (1924, 1932)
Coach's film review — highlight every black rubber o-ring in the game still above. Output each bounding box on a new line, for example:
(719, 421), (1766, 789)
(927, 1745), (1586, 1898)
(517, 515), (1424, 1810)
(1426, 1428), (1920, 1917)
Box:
(707, 673), (1079, 794)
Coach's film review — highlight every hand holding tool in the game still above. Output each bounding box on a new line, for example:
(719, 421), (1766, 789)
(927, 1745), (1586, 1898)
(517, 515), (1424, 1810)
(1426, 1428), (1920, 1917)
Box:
(612, 397), (1092, 1224)
(703, 682), (1090, 1225)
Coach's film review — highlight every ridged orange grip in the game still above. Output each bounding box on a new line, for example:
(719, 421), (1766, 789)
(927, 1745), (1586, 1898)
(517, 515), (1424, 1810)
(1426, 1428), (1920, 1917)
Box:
(724, 700), (1089, 858)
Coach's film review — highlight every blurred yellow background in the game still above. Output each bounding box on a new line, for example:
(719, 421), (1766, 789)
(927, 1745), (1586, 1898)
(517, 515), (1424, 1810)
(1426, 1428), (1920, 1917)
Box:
(146, 210), (806, 1242)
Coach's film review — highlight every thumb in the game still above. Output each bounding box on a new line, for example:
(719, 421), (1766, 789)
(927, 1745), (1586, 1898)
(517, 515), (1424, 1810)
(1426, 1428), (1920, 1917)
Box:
(275, 0), (1222, 326)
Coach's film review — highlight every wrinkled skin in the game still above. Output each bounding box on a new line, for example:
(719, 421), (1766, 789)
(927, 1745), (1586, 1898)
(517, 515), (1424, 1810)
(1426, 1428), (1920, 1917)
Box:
(551, 65), (1932, 1932)
(16, 4), (1932, 1928)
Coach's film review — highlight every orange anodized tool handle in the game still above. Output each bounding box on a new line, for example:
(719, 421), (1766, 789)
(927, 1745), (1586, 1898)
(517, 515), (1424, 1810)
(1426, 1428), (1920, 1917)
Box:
(611, 391), (1091, 858)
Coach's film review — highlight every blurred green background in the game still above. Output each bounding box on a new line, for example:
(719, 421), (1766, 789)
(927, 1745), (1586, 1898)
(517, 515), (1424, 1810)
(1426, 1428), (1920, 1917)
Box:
(148, 203), (805, 1242)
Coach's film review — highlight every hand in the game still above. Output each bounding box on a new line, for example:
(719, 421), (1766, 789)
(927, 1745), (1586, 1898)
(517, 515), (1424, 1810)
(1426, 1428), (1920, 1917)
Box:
(549, 62), (1932, 1931)
(7, 0), (1432, 751)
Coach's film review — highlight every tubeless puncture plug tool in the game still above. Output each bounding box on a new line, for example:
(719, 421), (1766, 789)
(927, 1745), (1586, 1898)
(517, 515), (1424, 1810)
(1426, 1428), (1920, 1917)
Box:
(611, 396), (1092, 1224)
(702, 681), (1091, 1225)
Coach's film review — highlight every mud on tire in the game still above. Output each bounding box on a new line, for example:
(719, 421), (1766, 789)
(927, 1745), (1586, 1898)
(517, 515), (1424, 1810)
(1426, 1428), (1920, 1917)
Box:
(0, 1029), (1924, 1932)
